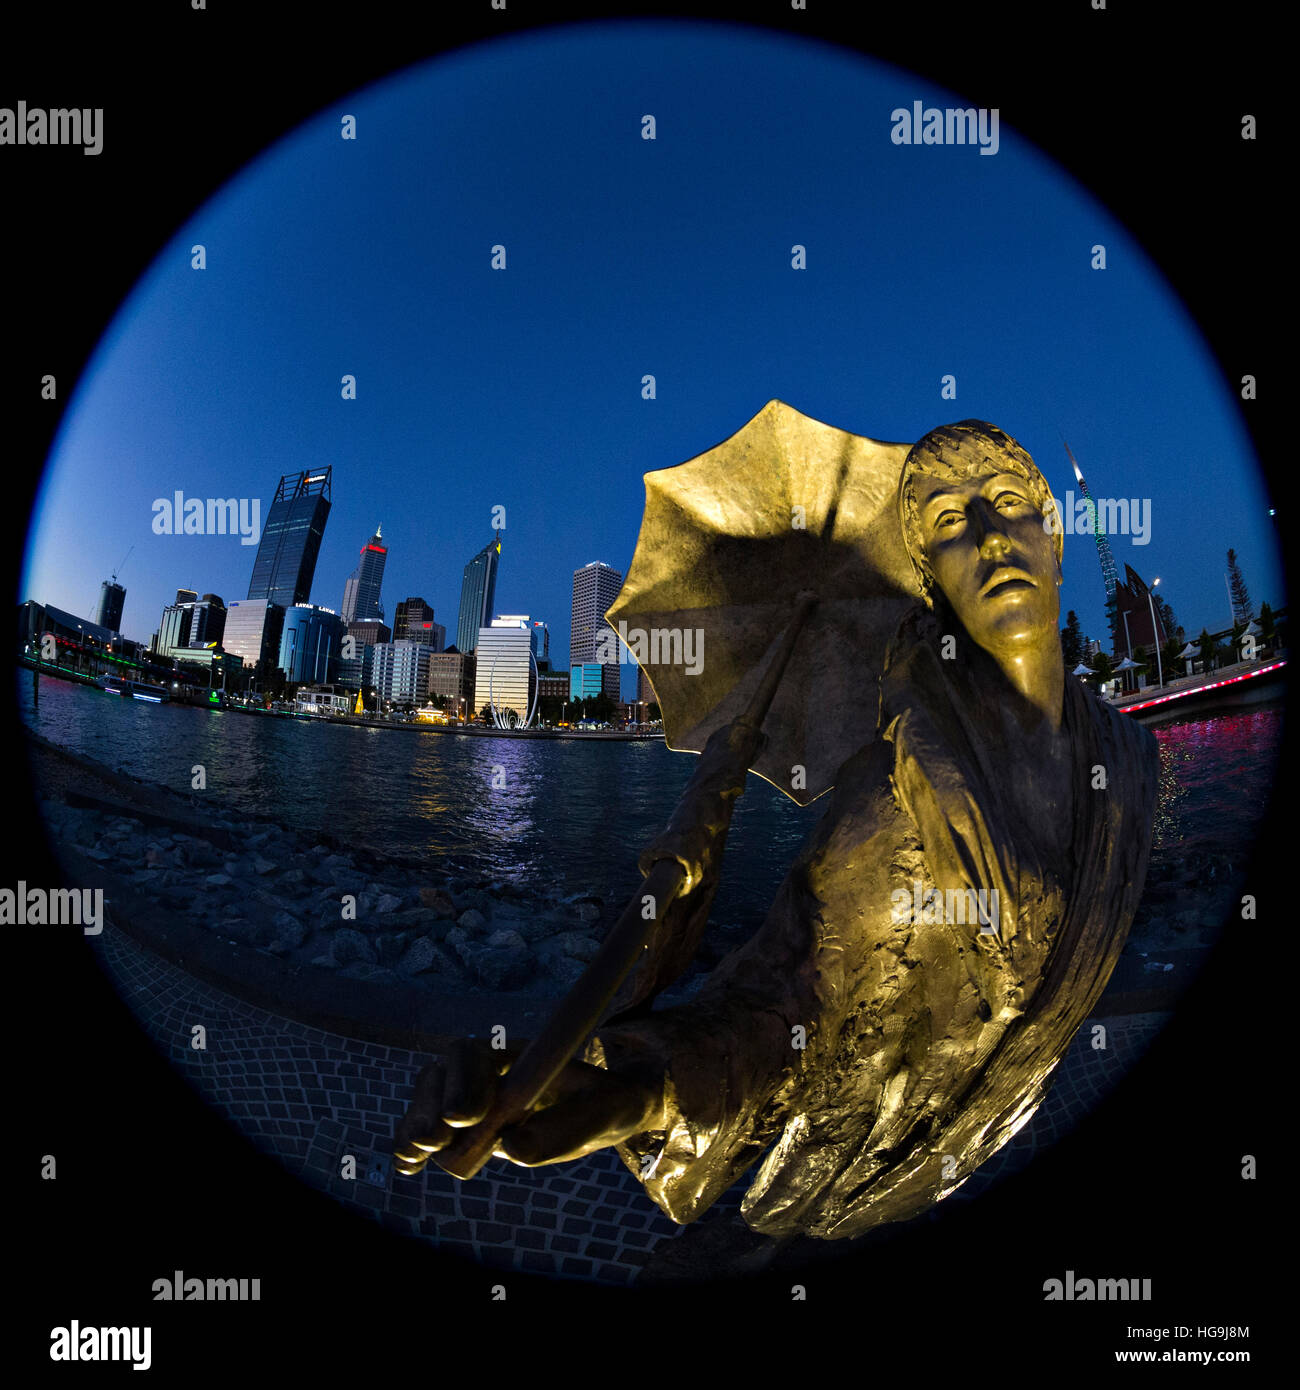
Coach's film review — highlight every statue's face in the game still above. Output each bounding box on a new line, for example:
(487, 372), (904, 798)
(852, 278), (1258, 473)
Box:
(911, 468), (1061, 655)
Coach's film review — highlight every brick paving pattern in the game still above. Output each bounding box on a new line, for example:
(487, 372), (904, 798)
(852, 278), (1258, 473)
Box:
(94, 925), (1167, 1285)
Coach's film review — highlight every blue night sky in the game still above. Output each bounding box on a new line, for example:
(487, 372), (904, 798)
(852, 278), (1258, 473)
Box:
(22, 20), (1283, 691)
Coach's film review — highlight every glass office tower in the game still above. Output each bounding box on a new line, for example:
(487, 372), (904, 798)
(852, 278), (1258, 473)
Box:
(340, 524), (387, 623)
(247, 469), (332, 607)
(455, 537), (501, 654)
(278, 603), (346, 685)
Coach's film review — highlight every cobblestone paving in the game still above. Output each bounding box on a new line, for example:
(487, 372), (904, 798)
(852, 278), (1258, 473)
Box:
(94, 926), (1168, 1285)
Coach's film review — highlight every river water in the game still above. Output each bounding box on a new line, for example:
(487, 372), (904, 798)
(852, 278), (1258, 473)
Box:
(17, 677), (1284, 929)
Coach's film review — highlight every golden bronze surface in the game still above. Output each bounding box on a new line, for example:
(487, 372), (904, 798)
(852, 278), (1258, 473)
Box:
(395, 406), (1159, 1247)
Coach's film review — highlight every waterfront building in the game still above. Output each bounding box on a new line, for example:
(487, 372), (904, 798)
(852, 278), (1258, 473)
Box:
(175, 588), (199, 606)
(570, 561), (623, 701)
(1113, 564), (1166, 657)
(340, 525), (387, 623)
(278, 603), (346, 685)
(539, 670), (569, 701)
(336, 643), (375, 692)
(569, 662), (605, 702)
(189, 594), (226, 648)
(19, 600), (120, 653)
(295, 684), (355, 716)
(372, 640), (437, 706)
(162, 646), (246, 690)
(155, 600), (195, 654)
(222, 600), (286, 672)
(474, 616), (536, 724)
(246, 468), (332, 607)
(427, 647), (476, 709)
(636, 662), (655, 707)
(456, 539), (501, 654)
(96, 579), (125, 632)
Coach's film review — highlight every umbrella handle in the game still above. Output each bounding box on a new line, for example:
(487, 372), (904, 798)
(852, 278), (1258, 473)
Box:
(734, 590), (819, 736)
(429, 591), (819, 1181)
(430, 859), (687, 1180)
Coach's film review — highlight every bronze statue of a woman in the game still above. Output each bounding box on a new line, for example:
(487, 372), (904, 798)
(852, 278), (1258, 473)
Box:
(394, 417), (1160, 1243)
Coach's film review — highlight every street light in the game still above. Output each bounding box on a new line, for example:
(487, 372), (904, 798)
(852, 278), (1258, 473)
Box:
(1146, 578), (1164, 689)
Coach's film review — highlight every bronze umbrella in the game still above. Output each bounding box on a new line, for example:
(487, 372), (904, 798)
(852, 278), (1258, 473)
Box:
(608, 397), (922, 805)
(428, 401), (920, 1180)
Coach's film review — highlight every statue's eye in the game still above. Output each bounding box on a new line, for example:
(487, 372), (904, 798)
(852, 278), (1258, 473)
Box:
(994, 491), (1029, 511)
(934, 510), (963, 531)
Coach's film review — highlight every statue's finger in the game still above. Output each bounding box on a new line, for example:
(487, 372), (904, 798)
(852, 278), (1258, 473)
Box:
(393, 1061), (447, 1150)
(443, 1037), (496, 1125)
(499, 1077), (658, 1167)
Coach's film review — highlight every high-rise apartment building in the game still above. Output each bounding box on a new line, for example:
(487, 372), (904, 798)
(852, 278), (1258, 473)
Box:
(95, 580), (125, 633)
(247, 469), (332, 607)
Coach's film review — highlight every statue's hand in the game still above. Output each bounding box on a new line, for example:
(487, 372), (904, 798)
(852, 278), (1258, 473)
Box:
(393, 1037), (664, 1174)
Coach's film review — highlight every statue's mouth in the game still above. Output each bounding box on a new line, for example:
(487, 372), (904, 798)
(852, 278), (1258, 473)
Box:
(980, 568), (1036, 598)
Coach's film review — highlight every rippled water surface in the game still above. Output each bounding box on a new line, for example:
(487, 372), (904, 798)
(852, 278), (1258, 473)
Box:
(19, 680), (1283, 925)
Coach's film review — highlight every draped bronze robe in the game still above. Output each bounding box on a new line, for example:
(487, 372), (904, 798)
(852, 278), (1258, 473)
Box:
(585, 611), (1160, 1239)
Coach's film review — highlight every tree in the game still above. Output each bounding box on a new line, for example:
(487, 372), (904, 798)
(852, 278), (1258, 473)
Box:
(1196, 628), (1217, 672)
(1258, 601), (1276, 644)
(1060, 610), (1084, 667)
(1160, 634), (1184, 675)
(1226, 549), (1253, 624)
(1153, 593), (1182, 643)
(1091, 649), (1115, 688)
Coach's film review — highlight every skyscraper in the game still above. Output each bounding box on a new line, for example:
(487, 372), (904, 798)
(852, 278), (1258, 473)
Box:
(95, 579), (125, 633)
(340, 524), (387, 624)
(247, 469), (332, 607)
(570, 561), (623, 701)
(456, 538), (501, 654)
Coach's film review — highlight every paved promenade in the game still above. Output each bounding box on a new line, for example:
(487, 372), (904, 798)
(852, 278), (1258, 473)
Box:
(91, 921), (1168, 1286)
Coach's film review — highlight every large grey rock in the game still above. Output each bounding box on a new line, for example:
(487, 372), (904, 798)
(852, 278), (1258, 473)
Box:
(184, 841), (224, 870)
(444, 926), (474, 966)
(487, 928), (527, 952)
(574, 901), (601, 924)
(548, 932), (601, 962)
(270, 911), (307, 951)
(204, 873), (233, 888)
(332, 929), (377, 966)
(252, 855), (277, 876)
(458, 908), (488, 934)
(544, 956), (588, 989)
(472, 946), (534, 990)
(418, 887), (458, 918)
(397, 935), (440, 975)
(375, 892), (403, 914)
(279, 867), (308, 888)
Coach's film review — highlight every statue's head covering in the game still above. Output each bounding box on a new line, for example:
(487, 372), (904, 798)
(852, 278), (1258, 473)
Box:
(896, 420), (1062, 607)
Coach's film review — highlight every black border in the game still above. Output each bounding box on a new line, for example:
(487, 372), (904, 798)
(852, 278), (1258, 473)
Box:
(5, 1), (1283, 1371)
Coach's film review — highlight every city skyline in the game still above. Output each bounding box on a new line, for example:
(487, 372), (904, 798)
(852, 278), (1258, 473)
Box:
(20, 24), (1284, 690)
